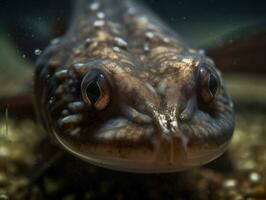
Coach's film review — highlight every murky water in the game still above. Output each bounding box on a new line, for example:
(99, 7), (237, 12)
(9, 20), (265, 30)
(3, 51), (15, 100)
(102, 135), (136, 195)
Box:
(0, 0), (266, 199)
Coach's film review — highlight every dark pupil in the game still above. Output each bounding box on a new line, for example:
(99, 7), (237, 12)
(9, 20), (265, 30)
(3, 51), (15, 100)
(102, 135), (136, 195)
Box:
(208, 74), (218, 95)
(86, 80), (101, 104)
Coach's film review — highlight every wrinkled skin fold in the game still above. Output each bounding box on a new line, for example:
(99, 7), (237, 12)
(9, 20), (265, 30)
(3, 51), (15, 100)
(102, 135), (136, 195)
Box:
(34, 0), (234, 172)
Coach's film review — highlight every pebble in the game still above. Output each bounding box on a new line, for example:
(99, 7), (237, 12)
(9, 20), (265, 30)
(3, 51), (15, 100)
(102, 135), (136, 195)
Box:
(89, 2), (100, 11)
(249, 172), (261, 183)
(93, 20), (105, 28)
(223, 179), (237, 188)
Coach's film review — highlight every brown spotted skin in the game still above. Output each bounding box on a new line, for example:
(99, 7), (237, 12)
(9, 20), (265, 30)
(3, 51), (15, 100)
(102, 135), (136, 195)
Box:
(34, 0), (234, 172)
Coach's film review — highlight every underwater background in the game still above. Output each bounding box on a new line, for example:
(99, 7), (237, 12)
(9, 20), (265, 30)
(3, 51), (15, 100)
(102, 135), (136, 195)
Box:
(0, 0), (266, 199)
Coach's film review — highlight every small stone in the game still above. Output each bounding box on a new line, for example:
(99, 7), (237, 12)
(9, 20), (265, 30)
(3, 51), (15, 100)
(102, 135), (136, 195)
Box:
(234, 195), (244, 200)
(97, 12), (105, 19)
(85, 38), (92, 45)
(249, 172), (261, 183)
(93, 20), (105, 28)
(0, 146), (9, 157)
(0, 194), (9, 200)
(163, 37), (170, 43)
(188, 48), (196, 53)
(171, 56), (177, 60)
(145, 31), (155, 40)
(114, 37), (128, 49)
(113, 46), (121, 52)
(73, 49), (82, 56)
(143, 43), (150, 52)
(223, 179), (237, 188)
(242, 160), (256, 170)
(182, 58), (193, 65)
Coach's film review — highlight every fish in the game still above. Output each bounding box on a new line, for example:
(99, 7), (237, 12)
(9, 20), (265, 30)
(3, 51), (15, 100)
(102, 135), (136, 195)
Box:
(34, 0), (234, 173)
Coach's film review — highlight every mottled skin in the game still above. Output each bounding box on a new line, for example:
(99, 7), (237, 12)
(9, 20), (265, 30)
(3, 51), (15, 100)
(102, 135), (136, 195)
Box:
(34, 0), (234, 172)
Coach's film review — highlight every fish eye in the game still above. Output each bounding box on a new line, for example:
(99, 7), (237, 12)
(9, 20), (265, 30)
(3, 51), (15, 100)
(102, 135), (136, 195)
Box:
(197, 66), (220, 104)
(81, 70), (111, 110)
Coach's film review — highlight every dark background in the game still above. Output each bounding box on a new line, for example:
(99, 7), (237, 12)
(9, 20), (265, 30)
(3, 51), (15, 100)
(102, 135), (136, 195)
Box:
(0, 0), (266, 60)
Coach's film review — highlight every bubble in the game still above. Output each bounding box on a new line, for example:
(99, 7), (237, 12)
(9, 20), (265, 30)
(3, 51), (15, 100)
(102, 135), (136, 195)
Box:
(49, 97), (55, 104)
(34, 49), (42, 56)
(223, 179), (237, 188)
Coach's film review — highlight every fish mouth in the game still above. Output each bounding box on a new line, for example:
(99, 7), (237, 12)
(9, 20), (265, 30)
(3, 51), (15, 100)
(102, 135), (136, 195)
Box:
(53, 112), (231, 173)
(51, 97), (234, 172)
(53, 115), (162, 172)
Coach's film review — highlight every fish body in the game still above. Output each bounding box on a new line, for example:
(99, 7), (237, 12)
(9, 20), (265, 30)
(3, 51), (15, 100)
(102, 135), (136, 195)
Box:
(34, 0), (234, 172)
